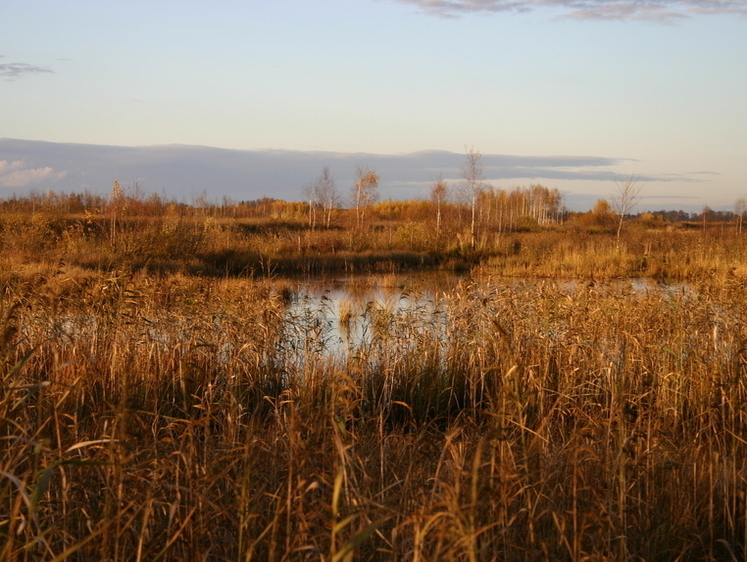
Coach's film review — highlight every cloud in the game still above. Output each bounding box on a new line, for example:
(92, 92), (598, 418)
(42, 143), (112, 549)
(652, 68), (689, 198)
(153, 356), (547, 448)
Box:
(392, 0), (747, 21)
(0, 159), (67, 188)
(0, 56), (53, 80)
(0, 138), (692, 207)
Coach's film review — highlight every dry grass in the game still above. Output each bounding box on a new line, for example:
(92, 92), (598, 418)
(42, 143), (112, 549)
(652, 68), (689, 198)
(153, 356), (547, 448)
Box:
(2, 264), (747, 560)
(4, 199), (747, 281)
(479, 229), (747, 281)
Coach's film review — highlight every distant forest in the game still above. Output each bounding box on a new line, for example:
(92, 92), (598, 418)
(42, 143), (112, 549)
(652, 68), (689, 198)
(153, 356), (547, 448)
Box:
(0, 186), (740, 224)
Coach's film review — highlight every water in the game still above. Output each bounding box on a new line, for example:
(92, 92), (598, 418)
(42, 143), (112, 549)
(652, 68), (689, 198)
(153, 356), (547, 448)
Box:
(284, 273), (464, 357)
(282, 274), (691, 358)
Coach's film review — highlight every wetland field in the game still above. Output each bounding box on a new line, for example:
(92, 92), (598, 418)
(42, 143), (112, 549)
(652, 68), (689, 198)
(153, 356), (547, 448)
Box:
(3, 197), (747, 560)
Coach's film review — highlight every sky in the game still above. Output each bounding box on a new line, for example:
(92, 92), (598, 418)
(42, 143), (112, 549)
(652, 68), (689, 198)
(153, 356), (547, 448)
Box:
(1, 0), (746, 211)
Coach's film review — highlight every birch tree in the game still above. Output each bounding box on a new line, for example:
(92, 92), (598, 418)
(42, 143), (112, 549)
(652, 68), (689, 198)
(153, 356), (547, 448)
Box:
(302, 180), (319, 230)
(316, 166), (338, 229)
(351, 166), (379, 229)
(735, 197), (746, 234)
(461, 147), (484, 249)
(430, 174), (449, 236)
(611, 175), (642, 246)
(303, 166), (339, 230)
(109, 180), (126, 248)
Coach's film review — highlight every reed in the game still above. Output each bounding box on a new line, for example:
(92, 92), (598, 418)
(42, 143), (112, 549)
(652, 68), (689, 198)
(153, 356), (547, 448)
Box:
(2, 265), (747, 560)
(4, 199), (746, 280)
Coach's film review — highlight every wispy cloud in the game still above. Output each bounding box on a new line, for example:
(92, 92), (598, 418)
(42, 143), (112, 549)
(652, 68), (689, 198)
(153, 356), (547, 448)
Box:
(392, 0), (747, 21)
(0, 56), (53, 80)
(0, 160), (66, 188)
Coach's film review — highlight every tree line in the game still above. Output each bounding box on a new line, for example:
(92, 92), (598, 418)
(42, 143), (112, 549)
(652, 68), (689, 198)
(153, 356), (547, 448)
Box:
(1, 150), (745, 236)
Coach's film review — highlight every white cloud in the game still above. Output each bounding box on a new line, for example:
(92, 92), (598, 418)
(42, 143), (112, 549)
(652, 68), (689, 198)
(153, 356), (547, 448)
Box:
(393, 0), (747, 20)
(0, 160), (67, 188)
(0, 160), (25, 174)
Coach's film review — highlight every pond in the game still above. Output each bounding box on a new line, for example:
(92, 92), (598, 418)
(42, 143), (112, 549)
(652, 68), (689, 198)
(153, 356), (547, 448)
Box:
(281, 273), (689, 358)
(284, 273), (464, 357)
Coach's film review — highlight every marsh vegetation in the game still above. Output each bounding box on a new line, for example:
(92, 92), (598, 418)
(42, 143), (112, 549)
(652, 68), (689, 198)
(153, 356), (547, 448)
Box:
(2, 190), (747, 560)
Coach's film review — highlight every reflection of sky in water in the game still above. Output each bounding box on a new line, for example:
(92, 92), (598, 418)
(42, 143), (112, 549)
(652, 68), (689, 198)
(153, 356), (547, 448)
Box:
(28, 274), (698, 379)
(285, 274), (464, 356)
(283, 275), (695, 360)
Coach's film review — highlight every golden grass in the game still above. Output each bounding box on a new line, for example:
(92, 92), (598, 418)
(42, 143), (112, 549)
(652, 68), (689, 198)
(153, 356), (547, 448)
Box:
(2, 267), (747, 560)
(4, 200), (747, 281)
(3, 197), (747, 558)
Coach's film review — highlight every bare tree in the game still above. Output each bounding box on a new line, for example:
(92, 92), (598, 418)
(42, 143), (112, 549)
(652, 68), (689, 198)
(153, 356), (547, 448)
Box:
(109, 180), (126, 248)
(303, 166), (339, 230)
(430, 173), (449, 236)
(316, 166), (338, 229)
(302, 180), (318, 230)
(351, 166), (379, 229)
(461, 147), (484, 249)
(702, 205), (711, 232)
(611, 175), (642, 246)
(735, 197), (747, 234)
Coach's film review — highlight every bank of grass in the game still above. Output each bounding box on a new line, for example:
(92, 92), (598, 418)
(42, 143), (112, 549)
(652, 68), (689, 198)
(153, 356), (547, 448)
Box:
(3, 266), (747, 560)
(3, 206), (747, 279)
(478, 229), (747, 281)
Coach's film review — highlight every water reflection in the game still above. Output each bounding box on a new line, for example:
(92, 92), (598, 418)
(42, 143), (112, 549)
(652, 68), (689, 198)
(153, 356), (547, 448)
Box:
(283, 274), (692, 358)
(285, 274), (462, 356)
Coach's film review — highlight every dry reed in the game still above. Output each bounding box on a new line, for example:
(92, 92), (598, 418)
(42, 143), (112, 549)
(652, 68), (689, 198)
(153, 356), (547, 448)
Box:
(2, 266), (747, 560)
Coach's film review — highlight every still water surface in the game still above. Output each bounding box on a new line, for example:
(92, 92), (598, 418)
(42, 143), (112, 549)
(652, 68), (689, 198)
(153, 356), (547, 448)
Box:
(283, 274), (686, 357)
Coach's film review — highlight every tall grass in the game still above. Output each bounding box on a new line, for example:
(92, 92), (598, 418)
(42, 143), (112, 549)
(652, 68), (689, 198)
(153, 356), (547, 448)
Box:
(3, 200), (747, 279)
(479, 229), (747, 281)
(2, 266), (747, 559)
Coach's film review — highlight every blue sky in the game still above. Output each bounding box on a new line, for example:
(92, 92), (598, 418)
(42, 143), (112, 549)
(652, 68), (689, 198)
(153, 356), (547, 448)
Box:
(1, 0), (746, 211)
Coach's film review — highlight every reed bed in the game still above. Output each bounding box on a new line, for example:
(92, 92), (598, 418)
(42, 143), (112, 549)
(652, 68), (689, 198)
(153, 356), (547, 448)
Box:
(479, 230), (747, 281)
(4, 203), (747, 280)
(2, 268), (747, 560)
